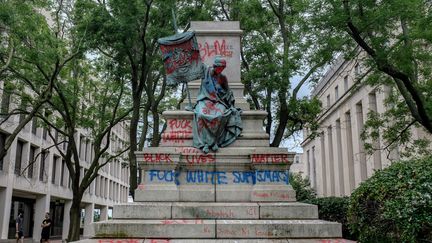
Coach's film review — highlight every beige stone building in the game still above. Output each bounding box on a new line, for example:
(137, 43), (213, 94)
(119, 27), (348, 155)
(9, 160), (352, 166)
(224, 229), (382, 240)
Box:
(289, 153), (306, 177)
(301, 54), (430, 197)
(0, 83), (130, 241)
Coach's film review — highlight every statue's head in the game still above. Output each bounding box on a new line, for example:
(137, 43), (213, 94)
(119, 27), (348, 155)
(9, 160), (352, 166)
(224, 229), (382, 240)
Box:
(213, 56), (227, 67)
(213, 56), (226, 74)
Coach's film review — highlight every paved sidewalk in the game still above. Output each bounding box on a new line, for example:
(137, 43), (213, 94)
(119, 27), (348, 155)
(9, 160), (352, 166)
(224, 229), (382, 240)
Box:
(0, 237), (63, 243)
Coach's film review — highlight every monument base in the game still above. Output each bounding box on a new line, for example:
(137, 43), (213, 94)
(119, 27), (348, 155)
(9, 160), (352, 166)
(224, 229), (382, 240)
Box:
(87, 110), (346, 241)
(92, 202), (343, 240)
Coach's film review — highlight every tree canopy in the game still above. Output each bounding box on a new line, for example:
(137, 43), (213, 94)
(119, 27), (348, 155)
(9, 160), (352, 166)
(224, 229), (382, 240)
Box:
(5, 0), (432, 240)
(312, 0), (432, 155)
(1, 1), (130, 241)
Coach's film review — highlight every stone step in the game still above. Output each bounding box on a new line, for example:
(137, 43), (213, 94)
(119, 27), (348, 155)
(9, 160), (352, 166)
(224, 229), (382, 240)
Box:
(113, 202), (318, 220)
(93, 219), (342, 239)
(216, 220), (341, 238)
(79, 239), (354, 243)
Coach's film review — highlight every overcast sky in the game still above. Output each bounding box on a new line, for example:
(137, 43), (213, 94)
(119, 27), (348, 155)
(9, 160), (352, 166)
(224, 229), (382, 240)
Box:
(280, 75), (314, 153)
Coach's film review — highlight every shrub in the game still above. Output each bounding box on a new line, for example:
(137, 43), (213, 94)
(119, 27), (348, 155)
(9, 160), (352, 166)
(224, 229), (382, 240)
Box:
(305, 197), (355, 240)
(289, 172), (316, 201)
(348, 156), (432, 242)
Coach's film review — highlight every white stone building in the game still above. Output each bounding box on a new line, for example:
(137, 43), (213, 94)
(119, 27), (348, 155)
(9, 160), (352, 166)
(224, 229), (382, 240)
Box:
(289, 153), (306, 177)
(301, 54), (431, 197)
(0, 84), (130, 241)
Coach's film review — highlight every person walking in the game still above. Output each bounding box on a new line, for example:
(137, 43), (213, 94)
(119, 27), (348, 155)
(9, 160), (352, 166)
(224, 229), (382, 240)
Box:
(41, 212), (52, 243)
(15, 210), (24, 243)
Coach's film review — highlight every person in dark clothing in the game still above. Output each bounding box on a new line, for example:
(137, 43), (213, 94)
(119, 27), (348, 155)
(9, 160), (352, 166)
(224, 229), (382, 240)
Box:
(40, 212), (52, 243)
(15, 210), (24, 243)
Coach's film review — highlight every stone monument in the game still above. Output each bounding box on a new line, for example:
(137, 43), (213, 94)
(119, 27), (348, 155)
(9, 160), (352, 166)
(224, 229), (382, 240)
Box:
(91, 21), (345, 242)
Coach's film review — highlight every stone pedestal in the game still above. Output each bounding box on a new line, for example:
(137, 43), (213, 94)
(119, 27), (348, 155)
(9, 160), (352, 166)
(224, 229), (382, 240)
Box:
(181, 21), (250, 111)
(134, 110), (296, 202)
(89, 21), (346, 242)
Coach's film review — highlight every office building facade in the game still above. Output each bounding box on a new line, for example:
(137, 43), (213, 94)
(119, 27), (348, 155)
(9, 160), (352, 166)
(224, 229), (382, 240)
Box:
(301, 55), (430, 197)
(0, 83), (130, 241)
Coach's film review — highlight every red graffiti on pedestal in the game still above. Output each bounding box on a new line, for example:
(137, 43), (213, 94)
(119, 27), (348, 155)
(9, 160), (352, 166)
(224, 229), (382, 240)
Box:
(204, 209), (235, 218)
(148, 240), (170, 243)
(253, 191), (290, 200)
(162, 119), (193, 144)
(176, 147), (216, 164)
(251, 154), (289, 163)
(161, 131), (192, 144)
(143, 153), (173, 163)
(97, 240), (142, 243)
(199, 40), (234, 60)
(169, 119), (192, 130)
(246, 207), (258, 216)
(160, 219), (204, 225)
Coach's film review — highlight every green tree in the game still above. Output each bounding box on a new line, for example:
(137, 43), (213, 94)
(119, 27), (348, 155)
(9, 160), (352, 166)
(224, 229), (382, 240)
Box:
(289, 172), (316, 201)
(0, 1), (82, 161)
(348, 156), (432, 242)
(38, 58), (130, 241)
(75, 0), (216, 198)
(2, 2), (130, 240)
(74, 0), (177, 198)
(217, 0), (336, 147)
(313, 0), (432, 153)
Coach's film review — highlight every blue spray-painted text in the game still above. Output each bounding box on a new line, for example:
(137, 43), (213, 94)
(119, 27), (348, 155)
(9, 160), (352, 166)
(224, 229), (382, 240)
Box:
(147, 170), (289, 185)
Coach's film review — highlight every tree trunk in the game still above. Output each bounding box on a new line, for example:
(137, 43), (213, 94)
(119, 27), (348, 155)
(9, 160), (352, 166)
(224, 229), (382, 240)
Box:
(67, 198), (82, 241)
(270, 90), (289, 147)
(265, 87), (273, 134)
(150, 109), (160, 147)
(128, 93), (140, 198)
(138, 104), (150, 150)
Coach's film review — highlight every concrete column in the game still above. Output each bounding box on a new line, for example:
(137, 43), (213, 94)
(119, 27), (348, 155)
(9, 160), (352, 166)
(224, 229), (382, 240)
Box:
(62, 200), (72, 241)
(310, 146), (317, 189)
(32, 194), (50, 242)
(0, 186), (13, 239)
(352, 101), (367, 187)
(100, 205), (108, 221)
(377, 86), (392, 168)
(319, 134), (327, 196)
(324, 125), (335, 196)
(83, 203), (94, 237)
(305, 150), (310, 182)
(341, 110), (355, 195)
(332, 120), (342, 196)
(335, 119), (344, 196)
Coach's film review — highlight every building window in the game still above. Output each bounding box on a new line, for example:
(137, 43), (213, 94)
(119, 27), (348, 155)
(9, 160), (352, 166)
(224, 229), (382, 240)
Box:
(52, 156), (59, 184)
(79, 135), (85, 160)
(39, 151), (47, 181)
(31, 117), (38, 135)
(43, 127), (48, 140)
(326, 94), (330, 107)
(344, 75), (348, 92)
(28, 146), (37, 178)
(19, 99), (27, 123)
(61, 159), (66, 187)
(54, 130), (58, 144)
(1, 82), (12, 117)
(0, 132), (6, 170)
(85, 139), (90, 162)
(62, 139), (67, 151)
(335, 85), (339, 100)
(15, 140), (24, 175)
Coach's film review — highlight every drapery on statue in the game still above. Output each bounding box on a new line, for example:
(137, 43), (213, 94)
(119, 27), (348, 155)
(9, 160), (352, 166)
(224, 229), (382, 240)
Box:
(192, 56), (242, 153)
(158, 31), (242, 153)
